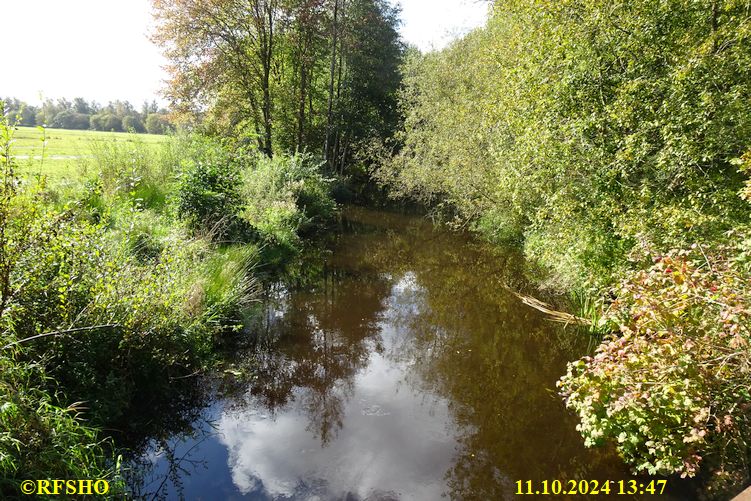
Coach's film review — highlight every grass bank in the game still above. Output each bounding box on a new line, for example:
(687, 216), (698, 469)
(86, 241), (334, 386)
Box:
(0, 112), (337, 497)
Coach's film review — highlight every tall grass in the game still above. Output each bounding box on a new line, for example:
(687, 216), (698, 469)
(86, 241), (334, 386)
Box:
(78, 133), (185, 211)
(0, 110), (264, 495)
(0, 348), (125, 497)
(569, 288), (612, 342)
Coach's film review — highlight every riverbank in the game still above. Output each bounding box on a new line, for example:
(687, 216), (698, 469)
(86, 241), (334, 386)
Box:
(0, 117), (339, 497)
(374, 0), (751, 491)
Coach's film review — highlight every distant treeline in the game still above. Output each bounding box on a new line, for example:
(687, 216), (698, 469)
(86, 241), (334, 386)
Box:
(1, 97), (173, 134)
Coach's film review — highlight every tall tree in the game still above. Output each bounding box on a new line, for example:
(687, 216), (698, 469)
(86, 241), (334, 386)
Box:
(327, 0), (403, 173)
(152, 0), (281, 156)
(151, 0), (403, 166)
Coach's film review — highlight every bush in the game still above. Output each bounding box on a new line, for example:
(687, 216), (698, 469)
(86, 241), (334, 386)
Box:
(7, 213), (186, 416)
(0, 110), (127, 494)
(559, 247), (751, 485)
(378, 0), (751, 293)
(102, 114), (122, 132)
(240, 153), (335, 251)
(175, 139), (250, 240)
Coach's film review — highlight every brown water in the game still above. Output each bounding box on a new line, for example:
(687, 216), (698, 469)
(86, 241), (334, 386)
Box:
(130, 206), (696, 500)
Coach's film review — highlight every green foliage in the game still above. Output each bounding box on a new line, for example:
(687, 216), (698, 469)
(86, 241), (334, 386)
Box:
(0, 105), (124, 494)
(375, 0), (751, 484)
(52, 110), (90, 130)
(122, 115), (145, 133)
(153, 0), (403, 174)
(8, 210), (184, 419)
(145, 113), (171, 135)
(240, 153), (335, 252)
(3, 95), (172, 134)
(0, 109), (259, 486)
(379, 0), (751, 289)
(0, 352), (124, 497)
(84, 133), (180, 211)
(559, 249), (751, 485)
(196, 245), (260, 331)
(175, 138), (251, 239)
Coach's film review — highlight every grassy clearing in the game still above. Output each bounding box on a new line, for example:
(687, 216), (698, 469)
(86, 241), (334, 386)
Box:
(12, 127), (169, 181)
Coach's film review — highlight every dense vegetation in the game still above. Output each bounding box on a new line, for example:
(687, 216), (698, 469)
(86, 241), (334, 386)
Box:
(376, 0), (751, 491)
(151, 0), (403, 176)
(2, 96), (172, 134)
(4, 0), (751, 496)
(1, 1), (404, 494)
(0, 107), (336, 495)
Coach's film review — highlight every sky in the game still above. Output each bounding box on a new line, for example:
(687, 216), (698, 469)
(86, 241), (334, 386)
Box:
(2, 0), (489, 107)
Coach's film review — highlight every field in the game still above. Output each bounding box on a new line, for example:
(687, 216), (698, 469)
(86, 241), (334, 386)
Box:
(11, 126), (169, 181)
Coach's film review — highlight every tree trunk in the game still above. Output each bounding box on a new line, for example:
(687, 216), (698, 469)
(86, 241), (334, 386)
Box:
(324, 0), (339, 167)
(297, 50), (307, 151)
(262, 3), (274, 157)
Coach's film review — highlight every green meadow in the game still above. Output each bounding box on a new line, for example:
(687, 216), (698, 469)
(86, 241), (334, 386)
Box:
(12, 126), (169, 180)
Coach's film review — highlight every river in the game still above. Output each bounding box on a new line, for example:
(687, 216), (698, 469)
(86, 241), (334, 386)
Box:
(127, 206), (696, 500)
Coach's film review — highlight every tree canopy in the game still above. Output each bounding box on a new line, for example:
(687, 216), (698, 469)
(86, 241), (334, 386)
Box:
(152, 0), (403, 169)
(2, 97), (172, 134)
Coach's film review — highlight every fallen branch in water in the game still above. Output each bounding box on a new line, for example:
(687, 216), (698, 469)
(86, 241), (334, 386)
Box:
(169, 369), (203, 381)
(502, 286), (592, 325)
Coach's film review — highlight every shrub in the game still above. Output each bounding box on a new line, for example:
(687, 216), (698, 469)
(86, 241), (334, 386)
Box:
(559, 248), (751, 484)
(240, 153), (335, 250)
(0, 107), (126, 495)
(175, 138), (251, 240)
(52, 110), (89, 130)
(102, 114), (122, 132)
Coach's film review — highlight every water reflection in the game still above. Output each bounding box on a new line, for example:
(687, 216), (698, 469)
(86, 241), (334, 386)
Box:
(230, 264), (392, 446)
(130, 206), (697, 500)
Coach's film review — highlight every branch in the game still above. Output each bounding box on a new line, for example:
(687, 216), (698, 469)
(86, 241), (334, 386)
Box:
(2, 324), (120, 350)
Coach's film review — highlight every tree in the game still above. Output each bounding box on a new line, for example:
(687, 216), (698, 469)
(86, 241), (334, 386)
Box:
(52, 110), (89, 130)
(1, 98), (37, 126)
(73, 97), (91, 114)
(102, 114), (122, 132)
(145, 113), (171, 134)
(89, 114), (103, 131)
(329, 0), (402, 173)
(152, 0), (281, 156)
(281, 0), (328, 151)
(122, 115), (146, 133)
(151, 0), (403, 167)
